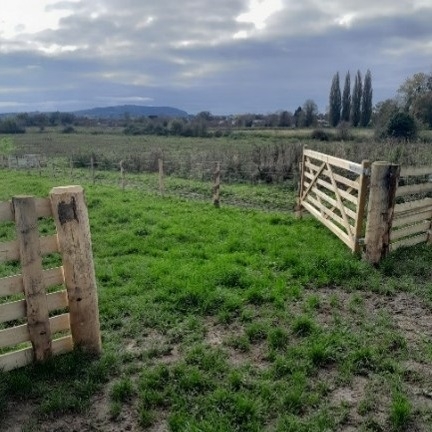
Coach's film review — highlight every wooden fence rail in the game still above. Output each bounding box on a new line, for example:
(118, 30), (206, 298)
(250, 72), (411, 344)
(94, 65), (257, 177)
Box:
(0, 186), (101, 372)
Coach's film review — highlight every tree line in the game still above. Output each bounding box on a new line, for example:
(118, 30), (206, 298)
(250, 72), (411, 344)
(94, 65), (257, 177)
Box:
(328, 70), (373, 127)
(0, 70), (430, 140)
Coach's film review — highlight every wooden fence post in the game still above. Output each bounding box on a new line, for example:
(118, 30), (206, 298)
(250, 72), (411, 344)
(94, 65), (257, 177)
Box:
(119, 160), (125, 191)
(158, 158), (165, 196)
(90, 156), (95, 185)
(213, 162), (221, 208)
(13, 196), (53, 362)
(364, 161), (400, 264)
(50, 186), (102, 354)
(70, 157), (74, 179)
(353, 160), (371, 254)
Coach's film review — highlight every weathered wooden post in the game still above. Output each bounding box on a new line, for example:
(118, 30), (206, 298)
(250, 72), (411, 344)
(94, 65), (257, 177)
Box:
(119, 160), (125, 191)
(90, 156), (95, 185)
(213, 162), (221, 208)
(50, 186), (102, 354)
(158, 158), (165, 196)
(364, 161), (400, 265)
(69, 157), (74, 179)
(13, 196), (52, 362)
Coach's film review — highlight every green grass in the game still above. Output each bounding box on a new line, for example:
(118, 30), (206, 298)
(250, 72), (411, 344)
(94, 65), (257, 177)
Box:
(1, 169), (432, 430)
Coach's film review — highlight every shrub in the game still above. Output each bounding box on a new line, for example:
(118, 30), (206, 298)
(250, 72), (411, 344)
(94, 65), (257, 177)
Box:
(311, 129), (330, 141)
(336, 121), (352, 141)
(386, 112), (417, 141)
(0, 119), (25, 134)
(62, 126), (76, 134)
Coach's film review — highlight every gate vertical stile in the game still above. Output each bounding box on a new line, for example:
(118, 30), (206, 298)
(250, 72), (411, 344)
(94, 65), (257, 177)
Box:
(353, 160), (371, 254)
(295, 148), (306, 218)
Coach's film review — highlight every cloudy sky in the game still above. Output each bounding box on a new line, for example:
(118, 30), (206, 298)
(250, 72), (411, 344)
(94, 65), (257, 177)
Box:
(1, 0), (431, 115)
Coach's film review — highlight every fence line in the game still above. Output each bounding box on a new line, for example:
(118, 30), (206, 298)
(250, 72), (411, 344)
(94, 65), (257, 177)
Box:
(2, 155), (300, 212)
(0, 186), (101, 372)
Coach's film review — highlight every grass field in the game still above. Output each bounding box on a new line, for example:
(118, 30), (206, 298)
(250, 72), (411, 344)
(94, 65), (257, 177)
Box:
(4, 128), (432, 184)
(1, 168), (432, 431)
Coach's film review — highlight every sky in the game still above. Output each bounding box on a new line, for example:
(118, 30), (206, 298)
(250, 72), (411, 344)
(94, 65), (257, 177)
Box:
(1, 0), (432, 115)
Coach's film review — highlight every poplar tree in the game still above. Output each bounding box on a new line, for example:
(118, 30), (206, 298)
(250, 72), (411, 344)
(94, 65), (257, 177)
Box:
(361, 70), (373, 127)
(329, 72), (341, 127)
(351, 70), (362, 127)
(341, 71), (351, 123)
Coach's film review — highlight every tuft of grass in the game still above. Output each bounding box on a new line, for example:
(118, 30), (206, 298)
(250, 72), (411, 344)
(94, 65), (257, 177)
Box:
(110, 377), (134, 403)
(268, 327), (289, 350)
(292, 316), (316, 337)
(390, 391), (411, 431)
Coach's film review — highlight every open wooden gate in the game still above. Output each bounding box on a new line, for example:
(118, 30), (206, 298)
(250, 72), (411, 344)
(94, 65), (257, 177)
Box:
(297, 149), (370, 253)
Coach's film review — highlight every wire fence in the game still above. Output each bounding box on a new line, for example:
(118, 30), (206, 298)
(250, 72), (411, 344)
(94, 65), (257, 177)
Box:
(2, 155), (298, 212)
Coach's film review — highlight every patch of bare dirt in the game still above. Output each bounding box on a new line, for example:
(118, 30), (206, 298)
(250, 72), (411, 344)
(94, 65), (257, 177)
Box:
(204, 319), (270, 370)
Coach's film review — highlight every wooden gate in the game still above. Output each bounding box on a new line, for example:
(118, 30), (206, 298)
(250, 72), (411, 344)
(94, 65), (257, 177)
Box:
(0, 186), (102, 372)
(297, 149), (370, 253)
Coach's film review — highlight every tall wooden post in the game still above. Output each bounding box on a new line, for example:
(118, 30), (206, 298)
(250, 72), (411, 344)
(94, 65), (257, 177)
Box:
(158, 158), (165, 196)
(50, 186), (102, 354)
(213, 162), (221, 207)
(364, 161), (400, 265)
(13, 196), (52, 362)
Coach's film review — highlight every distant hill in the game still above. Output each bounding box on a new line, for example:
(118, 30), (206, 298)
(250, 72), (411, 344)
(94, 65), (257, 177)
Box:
(72, 105), (189, 119)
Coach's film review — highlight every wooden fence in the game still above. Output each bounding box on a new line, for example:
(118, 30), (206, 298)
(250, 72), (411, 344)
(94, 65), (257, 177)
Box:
(0, 186), (101, 372)
(297, 149), (370, 253)
(298, 150), (432, 263)
(391, 166), (432, 252)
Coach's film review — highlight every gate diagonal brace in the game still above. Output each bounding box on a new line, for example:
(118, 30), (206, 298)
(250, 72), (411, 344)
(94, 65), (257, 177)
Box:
(301, 160), (325, 201)
(326, 163), (355, 239)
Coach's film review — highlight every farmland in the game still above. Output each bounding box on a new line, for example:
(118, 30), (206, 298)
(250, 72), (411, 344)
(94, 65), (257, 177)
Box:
(1, 130), (432, 431)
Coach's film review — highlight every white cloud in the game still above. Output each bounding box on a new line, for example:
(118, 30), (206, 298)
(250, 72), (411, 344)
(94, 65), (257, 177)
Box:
(236, 0), (284, 31)
(0, 0), (77, 38)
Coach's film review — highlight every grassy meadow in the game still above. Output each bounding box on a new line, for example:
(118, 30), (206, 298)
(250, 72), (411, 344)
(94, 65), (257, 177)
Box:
(1, 155), (432, 431)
